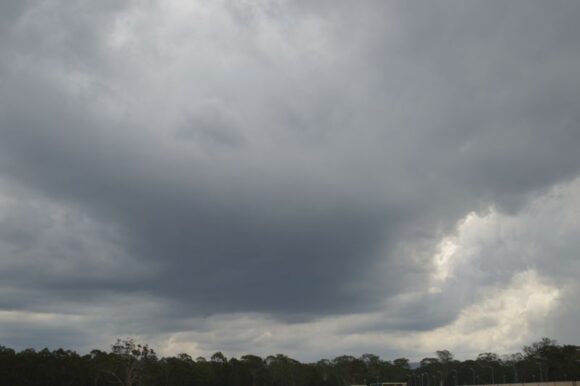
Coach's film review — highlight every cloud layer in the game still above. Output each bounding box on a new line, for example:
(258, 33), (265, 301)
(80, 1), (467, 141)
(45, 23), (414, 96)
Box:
(1, 0), (579, 360)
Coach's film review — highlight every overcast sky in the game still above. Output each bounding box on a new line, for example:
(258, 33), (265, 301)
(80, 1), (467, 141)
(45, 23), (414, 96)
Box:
(1, 0), (579, 362)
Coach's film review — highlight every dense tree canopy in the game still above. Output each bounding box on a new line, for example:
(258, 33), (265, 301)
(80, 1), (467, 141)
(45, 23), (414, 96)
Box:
(0, 338), (577, 386)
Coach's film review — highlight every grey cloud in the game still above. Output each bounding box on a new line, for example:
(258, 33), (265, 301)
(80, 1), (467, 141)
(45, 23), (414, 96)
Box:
(175, 101), (245, 147)
(0, 320), (90, 352)
(0, 0), (579, 357)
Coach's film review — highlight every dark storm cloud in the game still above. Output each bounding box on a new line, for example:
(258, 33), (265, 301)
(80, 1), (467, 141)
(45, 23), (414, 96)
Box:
(1, 0), (580, 356)
(0, 320), (89, 352)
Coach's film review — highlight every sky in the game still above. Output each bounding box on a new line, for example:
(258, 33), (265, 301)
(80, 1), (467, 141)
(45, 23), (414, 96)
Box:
(0, 0), (579, 362)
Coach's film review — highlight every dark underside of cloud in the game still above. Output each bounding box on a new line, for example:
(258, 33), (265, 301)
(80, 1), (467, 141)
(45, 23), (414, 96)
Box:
(1, 0), (580, 356)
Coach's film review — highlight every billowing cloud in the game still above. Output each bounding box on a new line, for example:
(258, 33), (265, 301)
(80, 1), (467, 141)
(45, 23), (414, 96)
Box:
(0, 0), (579, 360)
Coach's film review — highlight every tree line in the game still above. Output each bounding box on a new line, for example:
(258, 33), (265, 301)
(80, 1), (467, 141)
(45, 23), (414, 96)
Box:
(0, 337), (578, 386)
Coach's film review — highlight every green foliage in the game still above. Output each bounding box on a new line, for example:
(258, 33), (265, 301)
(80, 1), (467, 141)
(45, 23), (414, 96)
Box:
(393, 358), (410, 369)
(0, 337), (577, 386)
(436, 350), (454, 364)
